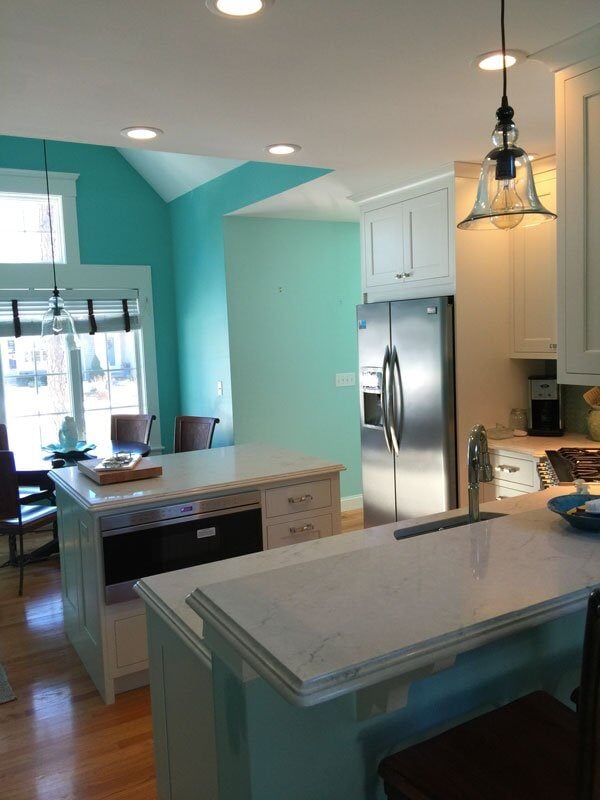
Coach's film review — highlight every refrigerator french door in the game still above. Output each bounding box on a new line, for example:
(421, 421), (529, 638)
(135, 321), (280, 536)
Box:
(357, 297), (457, 527)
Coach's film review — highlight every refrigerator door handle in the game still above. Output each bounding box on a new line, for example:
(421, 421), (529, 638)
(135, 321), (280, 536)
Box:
(381, 346), (392, 455)
(389, 346), (402, 456)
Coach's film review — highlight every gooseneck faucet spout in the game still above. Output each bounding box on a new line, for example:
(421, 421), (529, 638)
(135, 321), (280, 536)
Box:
(467, 424), (493, 523)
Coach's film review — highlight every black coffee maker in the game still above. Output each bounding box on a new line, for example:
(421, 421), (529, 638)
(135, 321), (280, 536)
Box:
(528, 376), (563, 436)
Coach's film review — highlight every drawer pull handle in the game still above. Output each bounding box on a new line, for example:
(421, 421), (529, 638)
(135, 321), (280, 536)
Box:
(495, 465), (519, 474)
(289, 523), (315, 534)
(288, 494), (313, 504)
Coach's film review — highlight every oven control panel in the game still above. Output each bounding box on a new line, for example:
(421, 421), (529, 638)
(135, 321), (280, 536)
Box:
(100, 490), (261, 533)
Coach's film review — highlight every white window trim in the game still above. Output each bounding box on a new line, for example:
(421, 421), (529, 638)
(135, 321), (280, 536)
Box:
(0, 167), (81, 266)
(0, 168), (163, 451)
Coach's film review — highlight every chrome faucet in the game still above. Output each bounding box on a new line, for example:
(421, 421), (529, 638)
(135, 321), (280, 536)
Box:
(467, 424), (493, 523)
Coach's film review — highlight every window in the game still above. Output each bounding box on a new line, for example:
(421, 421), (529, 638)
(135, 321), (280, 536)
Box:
(0, 167), (162, 451)
(0, 192), (66, 264)
(0, 294), (145, 450)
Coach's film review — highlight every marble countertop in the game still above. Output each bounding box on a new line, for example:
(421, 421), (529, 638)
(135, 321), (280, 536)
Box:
(136, 487), (599, 704)
(50, 443), (345, 512)
(488, 432), (594, 458)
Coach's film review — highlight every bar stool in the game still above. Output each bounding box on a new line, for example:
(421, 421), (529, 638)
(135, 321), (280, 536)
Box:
(379, 589), (600, 800)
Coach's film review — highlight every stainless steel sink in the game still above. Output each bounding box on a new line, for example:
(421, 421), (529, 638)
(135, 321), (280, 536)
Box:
(394, 511), (507, 541)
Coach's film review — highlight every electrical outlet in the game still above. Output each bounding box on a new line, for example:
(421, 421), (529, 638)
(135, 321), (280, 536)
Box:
(217, 380), (223, 397)
(335, 372), (356, 387)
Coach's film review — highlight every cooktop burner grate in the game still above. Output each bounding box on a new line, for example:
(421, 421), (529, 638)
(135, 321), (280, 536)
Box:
(538, 448), (600, 487)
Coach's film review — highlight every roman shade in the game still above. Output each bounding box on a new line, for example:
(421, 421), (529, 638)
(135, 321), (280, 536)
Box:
(0, 290), (141, 338)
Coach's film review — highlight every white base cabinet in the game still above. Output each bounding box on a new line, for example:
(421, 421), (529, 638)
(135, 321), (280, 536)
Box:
(485, 446), (541, 502)
(55, 471), (341, 704)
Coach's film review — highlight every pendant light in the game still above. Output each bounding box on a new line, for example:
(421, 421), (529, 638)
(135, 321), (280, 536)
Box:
(40, 140), (78, 339)
(457, 0), (556, 231)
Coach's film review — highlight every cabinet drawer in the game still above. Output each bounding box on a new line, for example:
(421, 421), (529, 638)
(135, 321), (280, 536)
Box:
(489, 453), (535, 488)
(491, 482), (529, 500)
(113, 613), (148, 669)
(265, 479), (332, 518)
(267, 513), (333, 549)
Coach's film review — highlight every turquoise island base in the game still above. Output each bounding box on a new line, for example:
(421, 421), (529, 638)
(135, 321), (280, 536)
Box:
(136, 487), (599, 800)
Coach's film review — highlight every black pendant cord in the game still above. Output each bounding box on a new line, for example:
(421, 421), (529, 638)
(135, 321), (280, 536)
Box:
(500, 0), (508, 109)
(42, 139), (59, 300)
(498, 0), (511, 152)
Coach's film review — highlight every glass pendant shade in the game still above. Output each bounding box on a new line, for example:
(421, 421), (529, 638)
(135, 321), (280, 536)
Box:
(458, 117), (556, 231)
(41, 293), (78, 341)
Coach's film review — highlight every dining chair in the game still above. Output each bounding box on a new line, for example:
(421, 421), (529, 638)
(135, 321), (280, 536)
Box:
(0, 422), (54, 504)
(173, 416), (219, 453)
(378, 588), (600, 800)
(0, 451), (58, 596)
(110, 413), (156, 445)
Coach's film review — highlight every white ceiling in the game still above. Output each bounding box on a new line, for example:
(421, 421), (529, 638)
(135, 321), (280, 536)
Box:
(1, 1), (599, 219)
(118, 149), (246, 202)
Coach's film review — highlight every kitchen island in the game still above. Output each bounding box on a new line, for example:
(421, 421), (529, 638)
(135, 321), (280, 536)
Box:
(51, 443), (344, 703)
(137, 488), (600, 800)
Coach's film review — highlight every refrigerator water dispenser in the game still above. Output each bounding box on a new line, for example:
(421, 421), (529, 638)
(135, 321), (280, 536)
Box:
(360, 367), (384, 428)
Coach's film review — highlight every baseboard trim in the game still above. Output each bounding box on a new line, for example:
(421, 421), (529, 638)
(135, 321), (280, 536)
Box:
(341, 494), (363, 512)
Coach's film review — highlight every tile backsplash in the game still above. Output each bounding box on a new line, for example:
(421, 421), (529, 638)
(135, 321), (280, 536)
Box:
(563, 384), (595, 434)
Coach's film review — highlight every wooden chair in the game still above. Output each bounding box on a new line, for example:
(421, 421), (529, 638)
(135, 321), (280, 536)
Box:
(110, 413), (155, 445)
(378, 589), (600, 800)
(0, 422), (54, 505)
(0, 451), (58, 596)
(173, 416), (219, 453)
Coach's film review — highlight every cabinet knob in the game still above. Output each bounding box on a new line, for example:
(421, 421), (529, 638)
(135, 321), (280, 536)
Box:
(395, 273), (403, 280)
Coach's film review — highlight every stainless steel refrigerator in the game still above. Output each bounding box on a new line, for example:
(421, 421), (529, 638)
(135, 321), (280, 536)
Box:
(357, 297), (457, 527)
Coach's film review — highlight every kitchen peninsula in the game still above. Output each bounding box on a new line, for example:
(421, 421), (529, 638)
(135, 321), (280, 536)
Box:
(137, 488), (599, 800)
(51, 443), (344, 703)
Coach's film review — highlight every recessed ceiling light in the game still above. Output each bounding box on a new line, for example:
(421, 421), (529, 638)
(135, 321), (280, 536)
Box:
(120, 126), (164, 141)
(476, 49), (526, 70)
(265, 143), (301, 156)
(206, 0), (274, 18)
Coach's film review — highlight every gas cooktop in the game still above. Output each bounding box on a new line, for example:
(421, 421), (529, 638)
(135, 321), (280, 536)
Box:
(538, 448), (600, 487)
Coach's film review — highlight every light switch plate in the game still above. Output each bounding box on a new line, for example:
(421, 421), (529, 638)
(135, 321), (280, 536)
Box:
(336, 372), (356, 387)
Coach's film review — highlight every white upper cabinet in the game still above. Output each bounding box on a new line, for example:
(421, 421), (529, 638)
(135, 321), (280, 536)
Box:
(402, 191), (449, 283)
(359, 174), (454, 301)
(510, 170), (557, 358)
(363, 202), (405, 287)
(557, 60), (600, 383)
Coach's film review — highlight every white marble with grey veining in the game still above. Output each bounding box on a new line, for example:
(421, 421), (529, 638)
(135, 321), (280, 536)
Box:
(138, 484), (600, 702)
(185, 489), (600, 706)
(50, 443), (344, 512)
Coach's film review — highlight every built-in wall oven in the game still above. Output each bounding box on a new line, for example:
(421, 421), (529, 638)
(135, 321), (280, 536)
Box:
(100, 490), (262, 603)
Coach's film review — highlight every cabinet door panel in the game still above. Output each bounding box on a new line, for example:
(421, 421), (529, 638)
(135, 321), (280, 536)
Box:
(402, 189), (449, 282)
(562, 67), (600, 376)
(512, 174), (557, 356)
(364, 204), (405, 288)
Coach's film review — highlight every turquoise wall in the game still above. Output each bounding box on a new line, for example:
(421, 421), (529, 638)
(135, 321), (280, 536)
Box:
(0, 136), (179, 447)
(224, 216), (362, 497)
(169, 162), (329, 447)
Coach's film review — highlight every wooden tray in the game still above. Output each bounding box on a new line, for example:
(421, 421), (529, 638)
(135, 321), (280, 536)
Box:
(77, 457), (163, 485)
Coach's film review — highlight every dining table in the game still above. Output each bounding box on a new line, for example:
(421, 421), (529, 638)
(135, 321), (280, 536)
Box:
(7, 440), (152, 566)
(14, 439), (152, 481)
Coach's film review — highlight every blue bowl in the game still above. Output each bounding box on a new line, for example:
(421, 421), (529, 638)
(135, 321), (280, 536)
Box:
(547, 493), (600, 532)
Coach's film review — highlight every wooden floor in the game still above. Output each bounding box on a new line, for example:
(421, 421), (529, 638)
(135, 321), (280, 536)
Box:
(0, 509), (363, 800)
